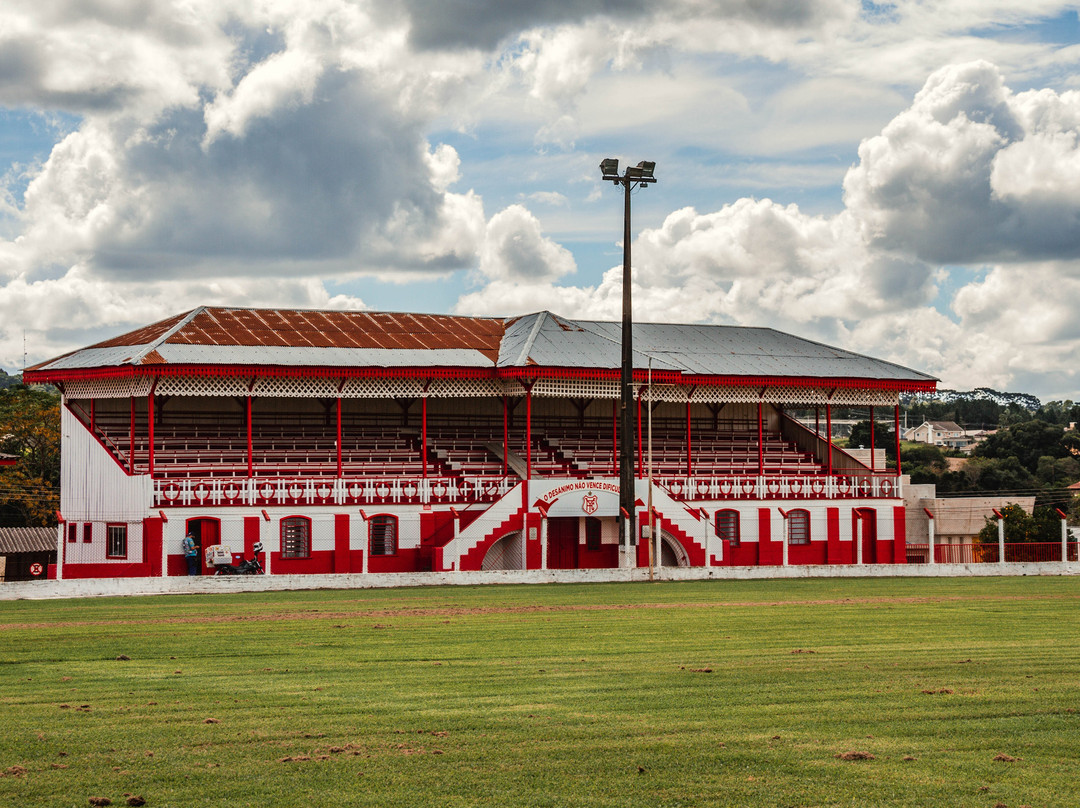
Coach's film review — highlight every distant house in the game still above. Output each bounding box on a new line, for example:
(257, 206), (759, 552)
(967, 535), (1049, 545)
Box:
(0, 452), (17, 467)
(903, 420), (974, 450)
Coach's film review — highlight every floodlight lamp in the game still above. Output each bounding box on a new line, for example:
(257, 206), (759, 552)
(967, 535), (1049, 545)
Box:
(637, 161), (656, 179)
(600, 158), (619, 178)
(625, 165), (643, 180)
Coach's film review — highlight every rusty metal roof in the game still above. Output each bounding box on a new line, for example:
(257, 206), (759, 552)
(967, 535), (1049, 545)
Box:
(0, 527), (55, 554)
(27, 306), (937, 386)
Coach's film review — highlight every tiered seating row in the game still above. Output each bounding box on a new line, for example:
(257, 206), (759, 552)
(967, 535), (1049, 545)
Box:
(80, 410), (824, 480)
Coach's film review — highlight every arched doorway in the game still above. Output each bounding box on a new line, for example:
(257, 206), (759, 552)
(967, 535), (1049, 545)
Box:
(853, 508), (877, 564)
(658, 530), (690, 568)
(481, 530), (525, 571)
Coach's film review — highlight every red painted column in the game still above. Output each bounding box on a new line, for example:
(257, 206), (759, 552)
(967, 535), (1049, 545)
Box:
(243, 516), (261, 567)
(129, 396), (135, 474)
(246, 396), (253, 478)
(336, 397), (343, 478)
(893, 506), (907, 564)
(757, 402), (764, 476)
(421, 397), (428, 479)
(869, 405), (875, 470)
(826, 404), (833, 477)
(686, 400), (692, 477)
(145, 516), (163, 577)
(758, 507), (778, 566)
(523, 387), (532, 510)
(894, 405), (902, 476)
(826, 507), (841, 564)
(90, 399), (95, 433)
(334, 513), (351, 573)
(147, 393), (155, 476)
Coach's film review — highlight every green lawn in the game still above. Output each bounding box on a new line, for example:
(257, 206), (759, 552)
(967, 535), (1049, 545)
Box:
(1, 577), (1078, 807)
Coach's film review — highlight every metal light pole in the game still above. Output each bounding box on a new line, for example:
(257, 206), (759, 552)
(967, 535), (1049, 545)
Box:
(599, 158), (657, 567)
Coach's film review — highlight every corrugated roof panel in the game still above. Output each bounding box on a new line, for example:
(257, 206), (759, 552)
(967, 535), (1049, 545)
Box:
(27, 307), (935, 386)
(154, 344), (495, 368)
(0, 527), (56, 553)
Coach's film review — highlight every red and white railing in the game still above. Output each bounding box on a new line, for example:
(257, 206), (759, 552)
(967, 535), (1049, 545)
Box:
(657, 473), (902, 501)
(153, 476), (515, 508)
(907, 542), (1079, 564)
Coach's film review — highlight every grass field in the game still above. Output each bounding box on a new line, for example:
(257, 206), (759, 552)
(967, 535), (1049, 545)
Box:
(1, 576), (1079, 807)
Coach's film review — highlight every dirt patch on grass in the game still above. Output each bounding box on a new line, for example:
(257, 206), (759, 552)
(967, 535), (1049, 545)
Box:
(835, 751), (875, 761)
(6, 592), (1078, 631)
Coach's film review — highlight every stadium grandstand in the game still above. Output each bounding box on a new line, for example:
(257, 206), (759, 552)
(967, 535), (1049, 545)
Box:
(23, 307), (937, 579)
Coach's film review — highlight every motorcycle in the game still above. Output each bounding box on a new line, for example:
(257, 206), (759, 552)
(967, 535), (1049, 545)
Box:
(205, 542), (265, 575)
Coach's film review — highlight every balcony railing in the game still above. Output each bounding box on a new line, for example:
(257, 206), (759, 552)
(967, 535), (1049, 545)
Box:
(153, 471), (903, 508)
(153, 476), (515, 509)
(657, 473), (901, 501)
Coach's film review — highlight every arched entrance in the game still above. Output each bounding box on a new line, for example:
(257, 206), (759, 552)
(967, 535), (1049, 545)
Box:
(658, 530), (690, 568)
(481, 530), (525, 571)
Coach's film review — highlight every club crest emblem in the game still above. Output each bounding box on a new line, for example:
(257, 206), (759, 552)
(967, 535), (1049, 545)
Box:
(582, 493), (598, 515)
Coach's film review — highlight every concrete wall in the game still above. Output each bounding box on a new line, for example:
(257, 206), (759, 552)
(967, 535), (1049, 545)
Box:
(3, 560), (1077, 601)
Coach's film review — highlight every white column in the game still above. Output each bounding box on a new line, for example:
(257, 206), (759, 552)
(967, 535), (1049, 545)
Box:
(540, 517), (548, 571)
(1062, 516), (1068, 565)
(55, 525), (64, 581)
(997, 516), (1005, 565)
(927, 517), (936, 565)
(781, 513), (789, 566)
(856, 514), (864, 566)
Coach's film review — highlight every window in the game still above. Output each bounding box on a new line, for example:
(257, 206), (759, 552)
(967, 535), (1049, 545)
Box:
(281, 517), (311, 558)
(787, 510), (810, 545)
(106, 524), (128, 558)
(67, 523), (77, 543)
(83, 523), (93, 543)
(714, 510), (740, 547)
(369, 515), (397, 556)
(585, 517), (602, 552)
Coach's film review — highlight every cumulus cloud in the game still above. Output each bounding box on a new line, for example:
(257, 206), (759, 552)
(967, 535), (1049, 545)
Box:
(457, 61), (1080, 397)
(845, 60), (1080, 263)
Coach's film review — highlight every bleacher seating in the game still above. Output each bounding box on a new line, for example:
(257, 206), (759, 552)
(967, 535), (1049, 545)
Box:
(72, 406), (826, 481)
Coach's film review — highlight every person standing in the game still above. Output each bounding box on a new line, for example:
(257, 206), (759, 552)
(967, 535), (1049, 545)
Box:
(182, 531), (199, 576)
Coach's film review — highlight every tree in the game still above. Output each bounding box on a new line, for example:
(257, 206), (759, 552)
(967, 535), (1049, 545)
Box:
(848, 420), (897, 463)
(974, 420), (1068, 473)
(976, 503), (1063, 544)
(0, 387), (61, 526)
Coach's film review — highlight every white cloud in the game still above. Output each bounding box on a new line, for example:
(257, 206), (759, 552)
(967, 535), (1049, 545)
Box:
(476, 204), (576, 283)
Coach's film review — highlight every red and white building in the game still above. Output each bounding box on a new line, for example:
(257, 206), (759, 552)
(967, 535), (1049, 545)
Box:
(24, 307), (937, 579)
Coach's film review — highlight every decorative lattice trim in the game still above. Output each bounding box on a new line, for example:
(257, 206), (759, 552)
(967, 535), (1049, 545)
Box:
(254, 376), (339, 398)
(155, 376), (249, 397)
(532, 378), (620, 399)
(429, 378), (505, 398)
(64, 377), (153, 399)
(341, 378), (425, 398)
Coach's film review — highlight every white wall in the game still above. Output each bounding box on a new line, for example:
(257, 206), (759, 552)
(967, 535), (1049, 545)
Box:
(61, 405), (152, 523)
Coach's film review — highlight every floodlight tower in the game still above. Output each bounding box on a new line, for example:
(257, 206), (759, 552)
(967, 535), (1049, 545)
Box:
(599, 158), (657, 567)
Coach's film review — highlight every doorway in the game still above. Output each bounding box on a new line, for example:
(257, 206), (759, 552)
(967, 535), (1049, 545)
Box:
(186, 517), (221, 575)
(547, 517), (578, 569)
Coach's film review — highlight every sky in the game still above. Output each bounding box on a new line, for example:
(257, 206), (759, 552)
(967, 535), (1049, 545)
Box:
(1, 1), (1079, 401)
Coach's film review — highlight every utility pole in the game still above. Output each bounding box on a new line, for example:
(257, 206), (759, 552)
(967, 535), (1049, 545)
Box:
(599, 158), (657, 567)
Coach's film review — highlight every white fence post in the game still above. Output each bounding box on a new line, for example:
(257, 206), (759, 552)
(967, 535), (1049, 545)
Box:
(928, 517), (936, 565)
(997, 515), (1005, 565)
